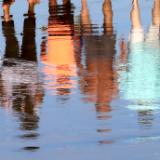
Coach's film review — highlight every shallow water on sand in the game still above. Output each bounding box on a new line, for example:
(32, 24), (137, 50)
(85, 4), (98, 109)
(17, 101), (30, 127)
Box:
(0, 0), (160, 159)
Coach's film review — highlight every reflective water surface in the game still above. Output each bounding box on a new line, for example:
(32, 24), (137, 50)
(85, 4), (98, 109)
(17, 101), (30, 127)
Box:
(0, 0), (160, 159)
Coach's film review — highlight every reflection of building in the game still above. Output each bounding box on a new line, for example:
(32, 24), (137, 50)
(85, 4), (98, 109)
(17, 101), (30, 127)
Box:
(80, 0), (117, 113)
(1, 10), (44, 134)
(41, 0), (79, 99)
(118, 0), (160, 126)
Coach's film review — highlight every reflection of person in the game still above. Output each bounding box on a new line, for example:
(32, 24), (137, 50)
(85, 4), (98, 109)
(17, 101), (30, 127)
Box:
(2, 0), (19, 59)
(118, 0), (160, 125)
(1, 0), (44, 132)
(121, 0), (160, 109)
(2, 0), (14, 22)
(80, 0), (92, 33)
(80, 0), (117, 113)
(41, 0), (78, 98)
(26, 0), (40, 16)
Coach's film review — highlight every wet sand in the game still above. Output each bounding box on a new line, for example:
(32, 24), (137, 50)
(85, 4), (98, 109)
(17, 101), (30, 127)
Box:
(0, 0), (160, 159)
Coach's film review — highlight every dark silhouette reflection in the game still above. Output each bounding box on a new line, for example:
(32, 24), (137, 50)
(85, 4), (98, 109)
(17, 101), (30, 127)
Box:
(21, 11), (36, 61)
(41, 0), (79, 100)
(22, 146), (40, 152)
(118, 0), (160, 127)
(2, 0), (18, 60)
(80, 0), (117, 113)
(80, 0), (117, 144)
(1, 0), (44, 143)
(138, 111), (153, 127)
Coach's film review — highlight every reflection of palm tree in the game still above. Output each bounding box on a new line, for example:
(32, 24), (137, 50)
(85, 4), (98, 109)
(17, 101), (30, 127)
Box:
(1, 0), (44, 138)
(80, 0), (117, 113)
(41, 0), (78, 99)
(118, 0), (160, 127)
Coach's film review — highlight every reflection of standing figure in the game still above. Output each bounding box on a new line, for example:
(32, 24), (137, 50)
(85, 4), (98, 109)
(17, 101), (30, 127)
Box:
(1, 0), (44, 136)
(118, 0), (160, 126)
(121, 0), (160, 109)
(80, 0), (117, 113)
(41, 0), (78, 99)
